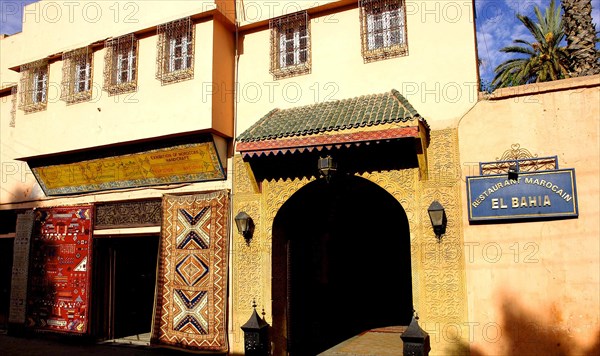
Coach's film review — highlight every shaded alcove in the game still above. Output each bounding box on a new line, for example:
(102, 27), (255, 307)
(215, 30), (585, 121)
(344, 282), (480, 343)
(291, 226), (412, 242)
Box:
(272, 174), (413, 356)
(92, 235), (159, 340)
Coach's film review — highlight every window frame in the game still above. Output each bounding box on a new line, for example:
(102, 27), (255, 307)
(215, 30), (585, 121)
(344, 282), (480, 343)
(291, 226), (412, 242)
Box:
(359, 0), (408, 63)
(116, 47), (136, 85)
(103, 33), (138, 96)
(61, 47), (93, 104)
(19, 60), (49, 113)
(74, 61), (91, 93)
(32, 70), (47, 104)
(168, 33), (193, 72)
(156, 17), (195, 85)
(270, 11), (311, 80)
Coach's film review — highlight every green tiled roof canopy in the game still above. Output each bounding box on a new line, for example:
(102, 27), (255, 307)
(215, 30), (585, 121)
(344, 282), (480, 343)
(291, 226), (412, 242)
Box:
(237, 89), (426, 142)
(236, 89), (431, 180)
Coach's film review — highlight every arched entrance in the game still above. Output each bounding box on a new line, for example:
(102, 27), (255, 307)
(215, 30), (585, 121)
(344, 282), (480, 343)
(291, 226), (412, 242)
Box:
(272, 175), (413, 355)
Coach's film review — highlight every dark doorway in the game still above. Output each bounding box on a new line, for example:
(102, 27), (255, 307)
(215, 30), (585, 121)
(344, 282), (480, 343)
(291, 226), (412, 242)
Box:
(272, 175), (413, 355)
(0, 237), (14, 330)
(92, 235), (158, 340)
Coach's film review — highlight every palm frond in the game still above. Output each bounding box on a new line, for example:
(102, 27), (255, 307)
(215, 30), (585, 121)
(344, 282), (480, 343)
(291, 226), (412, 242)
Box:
(491, 0), (570, 89)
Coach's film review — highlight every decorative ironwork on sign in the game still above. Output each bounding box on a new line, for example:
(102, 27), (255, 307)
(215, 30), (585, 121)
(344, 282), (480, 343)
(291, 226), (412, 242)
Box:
(480, 157), (559, 176)
(480, 144), (558, 175)
(470, 145), (577, 222)
(95, 199), (161, 229)
(496, 143), (536, 161)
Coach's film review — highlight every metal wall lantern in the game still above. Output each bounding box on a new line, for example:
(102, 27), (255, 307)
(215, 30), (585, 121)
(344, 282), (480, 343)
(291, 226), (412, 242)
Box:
(318, 155), (337, 183)
(427, 201), (447, 241)
(235, 211), (255, 245)
(508, 163), (519, 181)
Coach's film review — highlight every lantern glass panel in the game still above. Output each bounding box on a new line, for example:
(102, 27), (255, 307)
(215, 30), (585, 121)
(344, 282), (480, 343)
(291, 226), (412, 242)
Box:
(235, 212), (250, 236)
(428, 201), (444, 227)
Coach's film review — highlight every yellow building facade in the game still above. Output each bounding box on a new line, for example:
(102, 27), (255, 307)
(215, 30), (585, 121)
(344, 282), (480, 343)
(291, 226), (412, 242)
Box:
(231, 1), (477, 354)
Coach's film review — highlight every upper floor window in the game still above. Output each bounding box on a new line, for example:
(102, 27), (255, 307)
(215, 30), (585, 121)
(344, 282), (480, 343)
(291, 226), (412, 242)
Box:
(270, 11), (311, 80)
(19, 59), (49, 113)
(104, 33), (138, 95)
(359, 0), (407, 62)
(156, 17), (194, 85)
(61, 47), (93, 104)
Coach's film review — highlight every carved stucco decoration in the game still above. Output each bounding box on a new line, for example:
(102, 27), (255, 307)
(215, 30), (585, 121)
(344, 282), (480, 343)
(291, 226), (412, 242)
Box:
(94, 199), (161, 228)
(232, 198), (262, 316)
(232, 156), (310, 353)
(418, 129), (469, 355)
(480, 143), (557, 175)
(231, 128), (468, 355)
(234, 158), (260, 194)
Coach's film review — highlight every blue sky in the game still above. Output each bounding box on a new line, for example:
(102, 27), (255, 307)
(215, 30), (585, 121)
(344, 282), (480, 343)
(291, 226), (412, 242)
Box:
(0, 0), (37, 36)
(1, 0), (599, 86)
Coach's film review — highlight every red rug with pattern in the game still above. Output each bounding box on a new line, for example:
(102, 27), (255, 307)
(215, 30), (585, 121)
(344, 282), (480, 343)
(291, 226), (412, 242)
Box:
(152, 191), (229, 352)
(27, 206), (93, 334)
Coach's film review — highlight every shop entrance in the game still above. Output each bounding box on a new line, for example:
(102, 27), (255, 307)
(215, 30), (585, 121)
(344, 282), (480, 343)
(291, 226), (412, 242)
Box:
(272, 175), (413, 355)
(92, 235), (158, 341)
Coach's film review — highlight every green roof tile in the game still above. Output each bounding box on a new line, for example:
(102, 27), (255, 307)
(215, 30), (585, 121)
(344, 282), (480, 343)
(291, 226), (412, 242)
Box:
(237, 89), (421, 142)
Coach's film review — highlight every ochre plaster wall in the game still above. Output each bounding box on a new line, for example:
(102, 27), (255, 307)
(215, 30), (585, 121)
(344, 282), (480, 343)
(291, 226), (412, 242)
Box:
(458, 75), (600, 355)
(211, 17), (235, 138)
(231, 129), (470, 355)
(238, 0), (339, 25)
(0, 35), (20, 85)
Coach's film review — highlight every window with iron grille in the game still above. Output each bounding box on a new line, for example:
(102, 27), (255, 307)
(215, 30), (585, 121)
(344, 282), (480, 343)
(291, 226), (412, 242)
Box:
(270, 11), (310, 80)
(61, 47), (93, 104)
(104, 33), (138, 95)
(156, 17), (194, 85)
(359, 0), (407, 62)
(19, 60), (49, 114)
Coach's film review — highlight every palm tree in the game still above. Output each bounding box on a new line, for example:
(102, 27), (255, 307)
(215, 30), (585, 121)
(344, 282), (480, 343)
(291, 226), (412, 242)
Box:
(561, 0), (600, 76)
(492, 0), (570, 89)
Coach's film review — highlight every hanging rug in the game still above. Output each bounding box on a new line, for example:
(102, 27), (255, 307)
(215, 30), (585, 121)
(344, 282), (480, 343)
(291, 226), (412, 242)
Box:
(152, 190), (229, 352)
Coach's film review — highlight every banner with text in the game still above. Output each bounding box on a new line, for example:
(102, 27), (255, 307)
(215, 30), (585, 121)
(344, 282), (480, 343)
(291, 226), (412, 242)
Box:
(30, 141), (225, 196)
